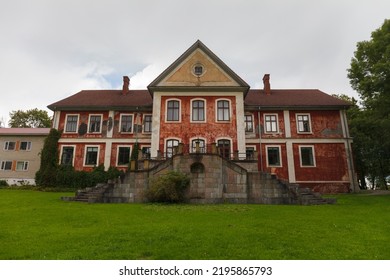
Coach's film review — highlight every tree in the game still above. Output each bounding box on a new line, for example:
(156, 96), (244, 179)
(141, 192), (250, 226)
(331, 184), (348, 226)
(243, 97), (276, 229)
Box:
(8, 108), (51, 128)
(35, 129), (61, 187)
(347, 19), (390, 189)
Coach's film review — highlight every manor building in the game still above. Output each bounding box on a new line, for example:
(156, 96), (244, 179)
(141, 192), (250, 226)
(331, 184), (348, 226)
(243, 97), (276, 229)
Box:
(48, 40), (357, 194)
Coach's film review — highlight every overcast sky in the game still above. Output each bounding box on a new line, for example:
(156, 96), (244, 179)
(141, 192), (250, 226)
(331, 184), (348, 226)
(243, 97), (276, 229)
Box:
(0, 0), (389, 127)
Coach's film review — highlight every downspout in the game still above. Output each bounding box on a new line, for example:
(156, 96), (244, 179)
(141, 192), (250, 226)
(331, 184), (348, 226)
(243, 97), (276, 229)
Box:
(258, 107), (263, 172)
(341, 107), (357, 192)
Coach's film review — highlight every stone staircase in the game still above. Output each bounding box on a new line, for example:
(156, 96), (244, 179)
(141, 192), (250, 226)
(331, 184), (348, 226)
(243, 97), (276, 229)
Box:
(283, 183), (337, 205)
(61, 183), (113, 203)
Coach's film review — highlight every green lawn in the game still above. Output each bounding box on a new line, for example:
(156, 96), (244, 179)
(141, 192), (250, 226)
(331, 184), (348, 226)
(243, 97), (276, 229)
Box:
(0, 189), (389, 260)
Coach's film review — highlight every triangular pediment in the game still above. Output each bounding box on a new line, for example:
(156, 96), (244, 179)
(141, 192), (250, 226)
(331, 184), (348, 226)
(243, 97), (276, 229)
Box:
(148, 40), (249, 94)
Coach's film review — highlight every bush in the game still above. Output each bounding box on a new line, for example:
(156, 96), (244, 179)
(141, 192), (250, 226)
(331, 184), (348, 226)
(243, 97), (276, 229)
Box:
(0, 180), (9, 187)
(145, 171), (190, 203)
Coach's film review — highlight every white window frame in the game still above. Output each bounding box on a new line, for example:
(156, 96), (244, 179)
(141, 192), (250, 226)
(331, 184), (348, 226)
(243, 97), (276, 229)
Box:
(215, 99), (231, 122)
(84, 145), (100, 167)
(19, 141), (32, 151)
(190, 98), (206, 123)
(4, 141), (16, 151)
(244, 113), (254, 133)
(88, 114), (103, 133)
(266, 145), (282, 167)
(116, 145), (131, 166)
(64, 114), (79, 133)
(189, 137), (207, 153)
(245, 145), (257, 160)
(0, 160), (13, 171)
(16, 161), (29, 171)
(60, 145), (76, 166)
(143, 114), (153, 134)
(264, 113), (279, 134)
(119, 113), (134, 133)
(165, 99), (181, 122)
(140, 145), (151, 159)
(296, 113), (312, 134)
(299, 145), (316, 167)
(165, 138), (181, 158)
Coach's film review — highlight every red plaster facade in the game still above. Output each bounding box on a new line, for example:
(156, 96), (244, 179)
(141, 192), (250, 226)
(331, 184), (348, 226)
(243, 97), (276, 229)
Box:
(48, 40), (357, 193)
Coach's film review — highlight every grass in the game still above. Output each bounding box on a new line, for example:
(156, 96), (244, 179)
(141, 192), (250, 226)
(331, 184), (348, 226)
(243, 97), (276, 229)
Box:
(0, 189), (389, 260)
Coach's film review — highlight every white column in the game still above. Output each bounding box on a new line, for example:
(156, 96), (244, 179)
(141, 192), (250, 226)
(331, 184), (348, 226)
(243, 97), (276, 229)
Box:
(235, 93), (246, 158)
(286, 141), (296, 183)
(151, 92), (161, 158)
(284, 110), (291, 138)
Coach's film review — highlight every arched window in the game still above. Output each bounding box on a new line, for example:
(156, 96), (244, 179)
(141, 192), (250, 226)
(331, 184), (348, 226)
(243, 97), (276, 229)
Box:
(191, 139), (206, 153)
(217, 100), (230, 121)
(192, 100), (205, 121)
(166, 139), (180, 158)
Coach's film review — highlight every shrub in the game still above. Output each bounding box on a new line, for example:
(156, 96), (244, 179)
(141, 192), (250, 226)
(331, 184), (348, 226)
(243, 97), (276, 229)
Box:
(145, 171), (190, 203)
(0, 180), (9, 187)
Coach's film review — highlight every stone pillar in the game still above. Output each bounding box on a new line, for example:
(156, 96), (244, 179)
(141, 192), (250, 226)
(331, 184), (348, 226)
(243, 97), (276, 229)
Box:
(177, 143), (183, 154)
(211, 143), (217, 154)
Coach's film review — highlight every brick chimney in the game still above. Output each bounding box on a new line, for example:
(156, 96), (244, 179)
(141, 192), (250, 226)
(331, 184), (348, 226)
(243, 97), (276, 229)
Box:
(122, 76), (130, 95)
(263, 74), (271, 95)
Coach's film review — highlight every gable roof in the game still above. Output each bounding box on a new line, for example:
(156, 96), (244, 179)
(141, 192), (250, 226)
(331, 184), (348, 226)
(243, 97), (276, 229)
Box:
(148, 40), (250, 95)
(245, 89), (351, 109)
(47, 90), (152, 111)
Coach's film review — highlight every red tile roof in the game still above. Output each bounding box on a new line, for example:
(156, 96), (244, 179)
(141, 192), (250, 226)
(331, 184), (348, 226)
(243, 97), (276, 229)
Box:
(245, 89), (351, 108)
(0, 128), (50, 135)
(47, 90), (153, 111)
(47, 88), (350, 111)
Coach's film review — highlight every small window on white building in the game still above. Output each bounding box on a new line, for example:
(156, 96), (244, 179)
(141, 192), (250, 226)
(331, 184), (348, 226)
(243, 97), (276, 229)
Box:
(1, 161), (13, 171)
(20, 141), (32, 151)
(4, 141), (16, 151)
(16, 161), (29, 171)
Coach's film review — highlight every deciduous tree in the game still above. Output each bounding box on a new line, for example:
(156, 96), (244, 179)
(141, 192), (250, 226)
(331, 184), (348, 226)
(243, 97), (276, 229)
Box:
(8, 108), (51, 128)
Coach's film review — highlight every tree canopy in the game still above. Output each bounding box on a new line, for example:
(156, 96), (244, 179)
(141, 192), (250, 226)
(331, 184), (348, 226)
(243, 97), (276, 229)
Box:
(347, 19), (390, 189)
(8, 108), (51, 128)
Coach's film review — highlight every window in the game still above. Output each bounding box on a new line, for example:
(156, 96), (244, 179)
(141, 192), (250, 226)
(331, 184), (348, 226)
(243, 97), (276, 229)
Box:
(166, 139), (179, 158)
(1, 161), (12, 171)
(217, 139), (231, 159)
(61, 146), (74, 166)
(120, 114), (133, 133)
(65, 115), (78, 132)
(166, 100), (180, 121)
(143, 115), (152, 133)
(245, 114), (254, 132)
(4, 141), (16, 151)
(264, 114), (278, 133)
(217, 100), (230, 121)
(297, 114), (311, 133)
(85, 146), (99, 166)
(89, 115), (102, 133)
(193, 64), (204, 76)
(191, 139), (205, 153)
(246, 147), (255, 160)
(300, 146), (315, 167)
(20, 141), (32, 151)
(117, 147), (131, 165)
(192, 100), (205, 122)
(16, 161), (29, 171)
(267, 146), (281, 167)
(141, 147), (151, 159)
